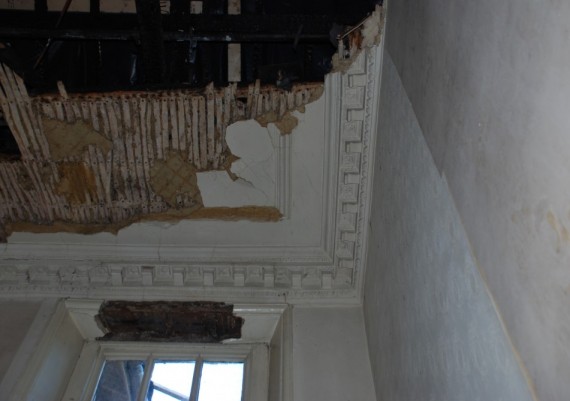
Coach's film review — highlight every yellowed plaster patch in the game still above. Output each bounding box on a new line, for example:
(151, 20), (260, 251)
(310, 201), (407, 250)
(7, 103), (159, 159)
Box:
(149, 151), (203, 209)
(55, 162), (98, 205)
(5, 206), (282, 237)
(42, 118), (112, 160)
(546, 210), (569, 253)
(256, 111), (299, 135)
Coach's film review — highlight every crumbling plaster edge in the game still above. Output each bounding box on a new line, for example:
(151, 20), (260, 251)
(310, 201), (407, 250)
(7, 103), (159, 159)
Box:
(0, 18), (386, 302)
(0, 285), (361, 306)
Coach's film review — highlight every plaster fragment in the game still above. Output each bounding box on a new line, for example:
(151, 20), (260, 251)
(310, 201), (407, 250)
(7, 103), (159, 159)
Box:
(256, 111), (299, 135)
(198, 119), (276, 207)
(42, 118), (112, 160)
(331, 5), (385, 72)
(149, 151), (203, 209)
(55, 162), (98, 205)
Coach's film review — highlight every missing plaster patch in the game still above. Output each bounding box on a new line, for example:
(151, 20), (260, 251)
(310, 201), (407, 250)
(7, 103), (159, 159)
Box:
(198, 119), (277, 208)
(55, 162), (98, 205)
(256, 111), (299, 135)
(331, 5), (384, 72)
(253, 87), (323, 135)
(150, 151), (203, 209)
(42, 118), (112, 160)
(95, 301), (243, 342)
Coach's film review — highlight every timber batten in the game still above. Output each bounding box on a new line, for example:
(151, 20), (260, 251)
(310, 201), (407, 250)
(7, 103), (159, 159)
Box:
(0, 62), (323, 238)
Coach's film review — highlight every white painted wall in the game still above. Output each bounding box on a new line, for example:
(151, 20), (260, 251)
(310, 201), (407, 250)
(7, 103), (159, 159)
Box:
(363, 53), (534, 401)
(383, 0), (570, 400)
(292, 306), (376, 401)
(0, 301), (41, 382)
(2, 300), (84, 401)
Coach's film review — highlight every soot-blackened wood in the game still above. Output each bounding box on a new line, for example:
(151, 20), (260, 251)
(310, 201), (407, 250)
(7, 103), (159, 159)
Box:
(134, 0), (165, 84)
(96, 301), (244, 342)
(0, 12), (354, 39)
(90, 0), (100, 14)
(34, 0), (47, 13)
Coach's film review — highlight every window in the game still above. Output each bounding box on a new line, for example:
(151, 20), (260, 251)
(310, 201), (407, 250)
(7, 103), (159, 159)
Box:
(94, 357), (245, 401)
(67, 342), (267, 401)
(13, 300), (289, 401)
(93, 350), (245, 401)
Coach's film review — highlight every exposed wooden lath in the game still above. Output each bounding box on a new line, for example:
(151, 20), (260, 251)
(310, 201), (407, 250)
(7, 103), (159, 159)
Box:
(0, 63), (323, 238)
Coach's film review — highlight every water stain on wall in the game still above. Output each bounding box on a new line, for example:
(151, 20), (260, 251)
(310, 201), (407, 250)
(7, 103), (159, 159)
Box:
(547, 210), (570, 253)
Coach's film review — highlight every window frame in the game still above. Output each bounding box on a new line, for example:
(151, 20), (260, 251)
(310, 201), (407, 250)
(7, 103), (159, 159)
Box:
(65, 341), (269, 401)
(12, 300), (290, 401)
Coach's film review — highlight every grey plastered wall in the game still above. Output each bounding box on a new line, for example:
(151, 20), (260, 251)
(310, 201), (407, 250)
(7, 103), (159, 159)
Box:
(0, 300), (42, 381)
(362, 53), (534, 401)
(384, 1), (570, 400)
(292, 306), (376, 401)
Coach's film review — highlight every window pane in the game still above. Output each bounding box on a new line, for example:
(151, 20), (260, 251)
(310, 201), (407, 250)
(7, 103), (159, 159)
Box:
(93, 360), (146, 401)
(150, 392), (180, 401)
(150, 361), (195, 401)
(198, 362), (244, 401)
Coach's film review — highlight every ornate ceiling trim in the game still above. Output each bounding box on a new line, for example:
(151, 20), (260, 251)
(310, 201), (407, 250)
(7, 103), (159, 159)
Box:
(0, 31), (385, 303)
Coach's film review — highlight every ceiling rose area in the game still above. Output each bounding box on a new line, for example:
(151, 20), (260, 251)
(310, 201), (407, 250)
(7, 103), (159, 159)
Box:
(0, 6), (385, 302)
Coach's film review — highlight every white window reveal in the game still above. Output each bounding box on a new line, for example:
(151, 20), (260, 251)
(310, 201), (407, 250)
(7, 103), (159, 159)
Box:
(7, 300), (290, 401)
(69, 342), (267, 401)
(92, 351), (247, 401)
(52, 300), (289, 401)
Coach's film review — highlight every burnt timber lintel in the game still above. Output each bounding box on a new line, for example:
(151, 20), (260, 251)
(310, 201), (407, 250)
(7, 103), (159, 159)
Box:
(96, 301), (244, 342)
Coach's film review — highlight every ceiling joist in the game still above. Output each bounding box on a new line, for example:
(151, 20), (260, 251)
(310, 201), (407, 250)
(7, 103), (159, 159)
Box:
(0, 12), (340, 43)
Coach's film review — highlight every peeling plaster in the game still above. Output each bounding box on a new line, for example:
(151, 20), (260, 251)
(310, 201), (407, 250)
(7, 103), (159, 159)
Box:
(149, 151), (203, 209)
(331, 5), (385, 73)
(55, 162), (98, 205)
(198, 120), (276, 207)
(4, 205), (282, 237)
(0, 59), (323, 237)
(42, 118), (112, 160)
(256, 111), (299, 135)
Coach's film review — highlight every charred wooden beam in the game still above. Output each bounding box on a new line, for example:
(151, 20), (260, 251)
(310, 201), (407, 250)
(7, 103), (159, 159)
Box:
(90, 0), (100, 14)
(0, 11), (355, 38)
(34, 0), (47, 13)
(170, 0), (190, 16)
(135, 0), (165, 84)
(0, 28), (330, 43)
(96, 301), (244, 342)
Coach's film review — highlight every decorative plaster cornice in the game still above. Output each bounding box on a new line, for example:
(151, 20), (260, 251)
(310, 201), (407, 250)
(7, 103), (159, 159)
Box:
(0, 41), (385, 303)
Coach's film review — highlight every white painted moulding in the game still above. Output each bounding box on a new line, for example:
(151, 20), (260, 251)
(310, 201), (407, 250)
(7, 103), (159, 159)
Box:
(0, 21), (386, 302)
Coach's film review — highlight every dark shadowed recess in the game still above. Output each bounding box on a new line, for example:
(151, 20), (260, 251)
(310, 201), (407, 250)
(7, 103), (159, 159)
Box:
(0, 0), (381, 95)
(95, 301), (244, 342)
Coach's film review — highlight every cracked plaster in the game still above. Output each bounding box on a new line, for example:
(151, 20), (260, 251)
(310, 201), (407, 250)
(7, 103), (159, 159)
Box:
(197, 119), (277, 208)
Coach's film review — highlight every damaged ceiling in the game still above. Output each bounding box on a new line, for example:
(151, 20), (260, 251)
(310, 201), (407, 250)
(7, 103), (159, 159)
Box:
(0, 64), (322, 238)
(0, 0), (377, 92)
(0, 1), (386, 302)
(0, 0), (376, 240)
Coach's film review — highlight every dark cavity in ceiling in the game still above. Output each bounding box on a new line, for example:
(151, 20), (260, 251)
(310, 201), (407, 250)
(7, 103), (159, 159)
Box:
(0, 0), (380, 95)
